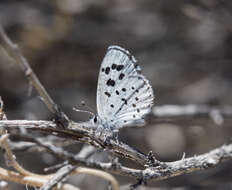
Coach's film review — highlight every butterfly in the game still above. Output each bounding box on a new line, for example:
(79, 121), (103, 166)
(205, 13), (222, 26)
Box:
(92, 45), (154, 133)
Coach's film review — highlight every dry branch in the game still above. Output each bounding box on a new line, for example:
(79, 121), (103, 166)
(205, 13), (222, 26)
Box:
(0, 120), (148, 165)
(0, 26), (69, 128)
(2, 127), (232, 183)
(153, 104), (232, 125)
(0, 134), (80, 190)
(39, 145), (95, 190)
(0, 133), (119, 190)
(40, 141), (232, 182)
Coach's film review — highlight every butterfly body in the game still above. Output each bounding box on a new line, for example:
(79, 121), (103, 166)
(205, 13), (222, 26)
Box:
(93, 45), (154, 132)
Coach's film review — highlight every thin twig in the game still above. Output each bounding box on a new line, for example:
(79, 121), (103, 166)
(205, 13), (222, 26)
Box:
(6, 141), (38, 152)
(1, 133), (116, 190)
(0, 134), (80, 190)
(1, 134), (118, 190)
(40, 145), (96, 190)
(39, 165), (77, 190)
(0, 167), (49, 188)
(0, 134), (52, 178)
(0, 167), (80, 190)
(0, 27), (69, 128)
(153, 104), (232, 124)
(0, 97), (7, 120)
(74, 167), (119, 190)
(33, 139), (232, 181)
(40, 165), (119, 190)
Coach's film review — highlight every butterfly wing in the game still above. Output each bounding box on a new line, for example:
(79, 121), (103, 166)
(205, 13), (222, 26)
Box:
(97, 45), (154, 129)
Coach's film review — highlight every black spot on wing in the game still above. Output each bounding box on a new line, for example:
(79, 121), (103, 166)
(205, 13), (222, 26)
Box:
(121, 98), (127, 105)
(106, 79), (115, 87)
(119, 73), (125, 80)
(116, 90), (119, 95)
(104, 91), (111, 97)
(111, 64), (117, 70)
(128, 54), (133, 60)
(122, 88), (126, 92)
(105, 67), (110, 75)
(116, 65), (124, 71)
(110, 104), (114, 108)
(101, 68), (105, 72)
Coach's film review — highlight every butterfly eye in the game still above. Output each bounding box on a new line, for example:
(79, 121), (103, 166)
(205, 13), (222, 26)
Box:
(93, 117), (97, 123)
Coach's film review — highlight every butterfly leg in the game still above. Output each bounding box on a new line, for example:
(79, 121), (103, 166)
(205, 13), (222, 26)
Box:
(112, 129), (119, 143)
(103, 129), (119, 145)
(93, 125), (104, 139)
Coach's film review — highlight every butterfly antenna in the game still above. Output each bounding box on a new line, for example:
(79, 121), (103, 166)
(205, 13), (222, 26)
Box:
(81, 100), (96, 114)
(73, 107), (95, 118)
(73, 100), (95, 118)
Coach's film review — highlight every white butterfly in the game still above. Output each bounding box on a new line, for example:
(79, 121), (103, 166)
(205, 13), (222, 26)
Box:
(92, 45), (154, 132)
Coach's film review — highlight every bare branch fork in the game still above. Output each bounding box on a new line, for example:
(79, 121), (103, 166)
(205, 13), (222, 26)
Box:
(0, 134), (119, 190)
(1, 26), (232, 189)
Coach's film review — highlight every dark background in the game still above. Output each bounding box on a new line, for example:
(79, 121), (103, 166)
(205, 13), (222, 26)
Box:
(0, 0), (232, 189)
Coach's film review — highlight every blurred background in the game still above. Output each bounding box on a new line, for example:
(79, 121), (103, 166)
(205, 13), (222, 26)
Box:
(0, 0), (232, 189)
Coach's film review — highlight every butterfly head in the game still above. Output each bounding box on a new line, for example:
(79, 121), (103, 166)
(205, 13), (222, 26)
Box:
(90, 114), (116, 131)
(90, 114), (101, 127)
